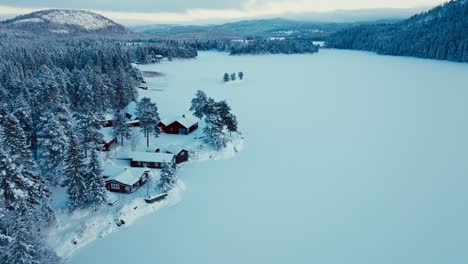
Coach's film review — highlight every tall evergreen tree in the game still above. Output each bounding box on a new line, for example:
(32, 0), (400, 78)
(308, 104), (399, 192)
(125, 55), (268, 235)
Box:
(223, 73), (230, 82)
(136, 97), (160, 148)
(37, 113), (68, 185)
(113, 110), (131, 146)
(230, 72), (237, 81)
(157, 163), (177, 193)
(75, 111), (104, 158)
(203, 114), (228, 150)
(0, 114), (52, 222)
(216, 101), (238, 134)
(63, 134), (87, 210)
(85, 150), (107, 210)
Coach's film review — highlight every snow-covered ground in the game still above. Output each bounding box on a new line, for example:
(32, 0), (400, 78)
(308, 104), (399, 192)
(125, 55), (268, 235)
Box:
(47, 57), (243, 258)
(69, 50), (468, 264)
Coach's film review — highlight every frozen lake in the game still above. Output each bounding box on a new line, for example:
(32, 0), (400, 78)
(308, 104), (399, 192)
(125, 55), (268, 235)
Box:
(69, 50), (468, 264)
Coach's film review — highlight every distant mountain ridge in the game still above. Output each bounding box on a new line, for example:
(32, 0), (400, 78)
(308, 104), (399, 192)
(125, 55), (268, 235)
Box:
(2, 9), (130, 35)
(327, 0), (468, 62)
(131, 18), (366, 40)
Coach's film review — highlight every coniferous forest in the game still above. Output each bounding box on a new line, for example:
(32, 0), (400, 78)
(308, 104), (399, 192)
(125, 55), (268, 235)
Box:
(0, 32), (196, 263)
(326, 0), (468, 63)
(195, 39), (319, 55)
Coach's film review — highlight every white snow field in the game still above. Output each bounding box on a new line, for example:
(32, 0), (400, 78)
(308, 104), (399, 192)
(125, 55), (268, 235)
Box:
(69, 50), (468, 264)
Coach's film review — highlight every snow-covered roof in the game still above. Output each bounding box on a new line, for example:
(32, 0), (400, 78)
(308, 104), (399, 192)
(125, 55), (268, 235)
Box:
(101, 127), (115, 143)
(161, 113), (198, 128)
(164, 144), (188, 154)
(131, 152), (175, 163)
(124, 101), (138, 120)
(104, 113), (113, 121)
(103, 166), (150, 186)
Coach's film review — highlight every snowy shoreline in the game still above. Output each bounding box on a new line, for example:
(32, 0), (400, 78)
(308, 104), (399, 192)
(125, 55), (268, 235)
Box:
(47, 61), (244, 260)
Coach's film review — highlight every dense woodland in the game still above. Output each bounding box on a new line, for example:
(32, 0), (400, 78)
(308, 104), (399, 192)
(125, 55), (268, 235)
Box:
(327, 0), (468, 62)
(195, 39), (319, 55)
(0, 33), (196, 264)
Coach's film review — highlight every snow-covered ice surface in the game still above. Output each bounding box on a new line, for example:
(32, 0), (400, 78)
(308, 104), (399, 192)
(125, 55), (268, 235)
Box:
(69, 50), (468, 264)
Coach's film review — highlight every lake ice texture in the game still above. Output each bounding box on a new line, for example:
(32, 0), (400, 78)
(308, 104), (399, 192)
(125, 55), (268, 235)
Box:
(70, 50), (468, 264)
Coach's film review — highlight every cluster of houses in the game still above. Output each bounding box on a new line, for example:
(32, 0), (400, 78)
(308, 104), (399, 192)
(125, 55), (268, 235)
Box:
(99, 101), (197, 194)
(99, 101), (198, 152)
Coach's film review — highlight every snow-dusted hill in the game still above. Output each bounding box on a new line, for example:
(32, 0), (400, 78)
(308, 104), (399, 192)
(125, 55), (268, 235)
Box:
(2, 9), (130, 35)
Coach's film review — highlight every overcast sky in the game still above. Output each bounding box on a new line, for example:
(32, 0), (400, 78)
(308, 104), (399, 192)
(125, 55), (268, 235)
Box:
(0, 0), (447, 24)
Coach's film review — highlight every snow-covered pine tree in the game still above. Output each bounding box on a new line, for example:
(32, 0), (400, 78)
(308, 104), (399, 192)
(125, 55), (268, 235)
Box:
(190, 90), (216, 119)
(136, 97), (160, 148)
(75, 111), (104, 158)
(203, 114), (228, 150)
(63, 134), (88, 210)
(216, 100), (238, 134)
(223, 73), (230, 82)
(113, 110), (131, 146)
(85, 150), (107, 210)
(113, 68), (137, 109)
(157, 163), (177, 193)
(37, 113), (68, 185)
(238, 72), (244, 80)
(0, 114), (53, 222)
(0, 206), (13, 263)
(12, 94), (33, 144)
(4, 214), (59, 264)
(230, 72), (237, 81)
(190, 90), (209, 119)
(0, 149), (31, 214)
(6, 218), (38, 264)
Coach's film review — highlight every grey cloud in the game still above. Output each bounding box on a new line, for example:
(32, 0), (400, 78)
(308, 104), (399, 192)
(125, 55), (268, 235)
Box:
(0, 0), (247, 12)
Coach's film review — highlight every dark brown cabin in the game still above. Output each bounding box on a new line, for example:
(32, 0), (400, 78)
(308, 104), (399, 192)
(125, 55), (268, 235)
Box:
(105, 170), (149, 193)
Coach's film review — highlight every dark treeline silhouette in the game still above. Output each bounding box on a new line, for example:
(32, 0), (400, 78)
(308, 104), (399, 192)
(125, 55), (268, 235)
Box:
(327, 0), (468, 63)
(195, 39), (319, 55)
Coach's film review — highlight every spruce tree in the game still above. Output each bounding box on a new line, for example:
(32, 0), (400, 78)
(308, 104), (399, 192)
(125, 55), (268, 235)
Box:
(137, 97), (160, 148)
(75, 111), (104, 158)
(85, 150), (107, 210)
(0, 114), (52, 221)
(223, 73), (230, 82)
(63, 134), (87, 210)
(37, 113), (68, 185)
(190, 90), (209, 119)
(238, 72), (244, 80)
(113, 110), (131, 146)
(230, 72), (237, 81)
(203, 114), (228, 150)
(157, 163), (177, 193)
(216, 101), (238, 134)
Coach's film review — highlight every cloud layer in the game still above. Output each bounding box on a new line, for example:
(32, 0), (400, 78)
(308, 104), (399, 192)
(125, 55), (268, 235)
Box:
(0, 0), (447, 24)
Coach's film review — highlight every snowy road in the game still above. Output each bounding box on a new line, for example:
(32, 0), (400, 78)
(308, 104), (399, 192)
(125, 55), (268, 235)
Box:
(69, 50), (468, 264)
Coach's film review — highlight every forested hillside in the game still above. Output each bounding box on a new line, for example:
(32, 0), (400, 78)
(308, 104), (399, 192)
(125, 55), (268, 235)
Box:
(2, 9), (130, 35)
(327, 0), (468, 62)
(0, 26), (196, 263)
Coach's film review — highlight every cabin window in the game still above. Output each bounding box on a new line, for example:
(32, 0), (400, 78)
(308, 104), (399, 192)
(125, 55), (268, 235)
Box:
(111, 183), (120, 190)
(180, 152), (185, 156)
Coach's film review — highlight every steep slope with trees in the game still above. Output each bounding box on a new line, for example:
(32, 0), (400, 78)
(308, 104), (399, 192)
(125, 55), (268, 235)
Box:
(327, 0), (468, 62)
